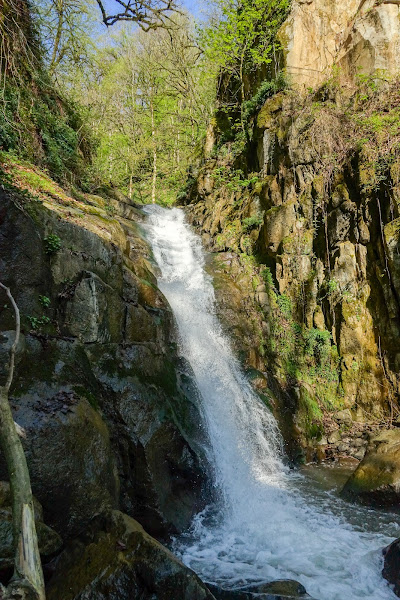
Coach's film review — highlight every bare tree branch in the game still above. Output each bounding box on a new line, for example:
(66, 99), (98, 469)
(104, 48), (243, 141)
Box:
(94, 0), (181, 29)
(0, 282), (20, 393)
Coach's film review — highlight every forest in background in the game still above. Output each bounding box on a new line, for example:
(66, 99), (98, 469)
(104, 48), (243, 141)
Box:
(0, 0), (288, 204)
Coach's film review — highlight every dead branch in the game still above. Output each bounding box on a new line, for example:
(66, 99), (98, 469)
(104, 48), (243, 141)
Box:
(0, 282), (45, 600)
(94, 0), (181, 29)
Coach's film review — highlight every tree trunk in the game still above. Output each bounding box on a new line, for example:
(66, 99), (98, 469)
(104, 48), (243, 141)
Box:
(151, 96), (157, 204)
(0, 283), (45, 600)
(129, 173), (133, 200)
(49, 0), (64, 74)
(239, 44), (248, 132)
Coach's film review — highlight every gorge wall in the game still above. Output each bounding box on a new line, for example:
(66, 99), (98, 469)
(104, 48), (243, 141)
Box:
(0, 160), (216, 595)
(180, 1), (400, 462)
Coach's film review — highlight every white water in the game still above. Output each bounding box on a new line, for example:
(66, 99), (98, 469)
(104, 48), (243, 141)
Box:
(143, 205), (398, 600)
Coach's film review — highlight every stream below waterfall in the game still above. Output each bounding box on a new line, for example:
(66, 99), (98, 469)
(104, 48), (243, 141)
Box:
(143, 205), (399, 600)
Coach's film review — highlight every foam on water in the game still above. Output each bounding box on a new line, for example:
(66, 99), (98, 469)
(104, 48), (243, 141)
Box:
(143, 205), (398, 600)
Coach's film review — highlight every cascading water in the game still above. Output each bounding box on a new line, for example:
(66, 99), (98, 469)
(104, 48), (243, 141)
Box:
(143, 205), (398, 600)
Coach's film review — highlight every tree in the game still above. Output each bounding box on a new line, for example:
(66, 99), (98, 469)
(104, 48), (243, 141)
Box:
(79, 16), (215, 203)
(94, 0), (179, 29)
(0, 283), (45, 600)
(36, 0), (96, 77)
(202, 0), (290, 127)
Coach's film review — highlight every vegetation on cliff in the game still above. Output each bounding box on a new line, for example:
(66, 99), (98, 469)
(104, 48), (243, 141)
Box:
(183, 58), (400, 457)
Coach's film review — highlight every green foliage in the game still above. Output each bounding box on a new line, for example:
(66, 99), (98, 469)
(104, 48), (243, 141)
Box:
(203, 0), (291, 81)
(242, 212), (264, 231)
(304, 328), (332, 362)
(44, 234), (62, 254)
(0, 76), (94, 183)
(212, 166), (258, 192)
(71, 18), (216, 202)
(261, 266), (274, 288)
(242, 72), (287, 122)
(276, 294), (292, 318)
(27, 315), (51, 329)
(326, 278), (339, 295)
(39, 295), (51, 308)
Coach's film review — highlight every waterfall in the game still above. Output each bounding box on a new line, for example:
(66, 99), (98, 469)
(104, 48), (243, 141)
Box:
(143, 205), (397, 600)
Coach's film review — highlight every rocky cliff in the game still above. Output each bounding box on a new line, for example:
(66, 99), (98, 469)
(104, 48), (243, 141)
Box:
(179, 6), (400, 464)
(282, 0), (400, 87)
(0, 156), (214, 593)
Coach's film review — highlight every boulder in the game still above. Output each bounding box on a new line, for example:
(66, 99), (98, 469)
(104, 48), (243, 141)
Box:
(46, 510), (216, 600)
(327, 431), (341, 445)
(334, 409), (353, 427)
(207, 579), (315, 599)
(383, 538), (400, 597)
(4, 383), (120, 539)
(341, 430), (400, 506)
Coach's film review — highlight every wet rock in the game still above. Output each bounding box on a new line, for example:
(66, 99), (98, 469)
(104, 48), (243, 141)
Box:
(341, 430), (400, 506)
(64, 272), (123, 343)
(0, 192), (210, 540)
(46, 510), (215, 600)
(383, 538), (400, 597)
(3, 385), (119, 539)
(207, 579), (315, 599)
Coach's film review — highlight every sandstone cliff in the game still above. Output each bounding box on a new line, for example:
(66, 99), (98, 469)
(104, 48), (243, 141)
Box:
(282, 0), (400, 87)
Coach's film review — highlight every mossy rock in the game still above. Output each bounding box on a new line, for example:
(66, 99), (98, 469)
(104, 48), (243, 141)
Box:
(207, 578), (315, 599)
(257, 93), (285, 130)
(341, 430), (400, 506)
(46, 510), (215, 600)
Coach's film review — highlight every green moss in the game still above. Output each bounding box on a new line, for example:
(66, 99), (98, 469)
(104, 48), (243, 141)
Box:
(74, 385), (99, 410)
(297, 388), (324, 440)
(282, 229), (313, 255)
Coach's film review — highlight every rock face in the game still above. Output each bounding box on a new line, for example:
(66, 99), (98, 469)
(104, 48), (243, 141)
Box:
(182, 61), (400, 458)
(0, 188), (210, 541)
(282, 0), (400, 87)
(46, 510), (216, 600)
(341, 430), (400, 506)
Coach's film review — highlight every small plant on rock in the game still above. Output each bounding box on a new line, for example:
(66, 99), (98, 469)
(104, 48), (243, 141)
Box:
(39, 295), (51, 308)
(44, 234), (62, 254)
(27, 315), (51, 330)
